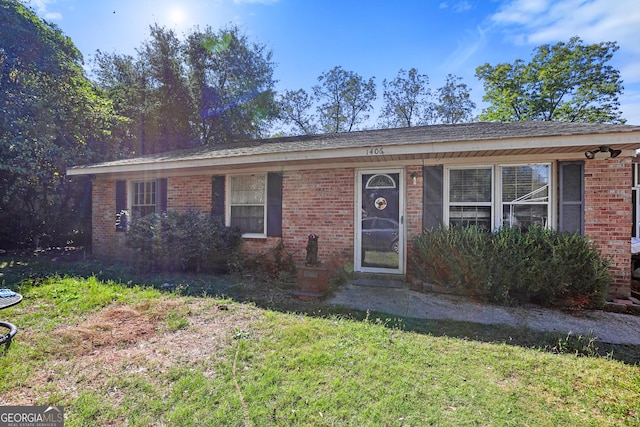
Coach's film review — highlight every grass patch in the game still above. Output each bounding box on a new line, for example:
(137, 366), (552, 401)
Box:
(0, 275), (638, 426)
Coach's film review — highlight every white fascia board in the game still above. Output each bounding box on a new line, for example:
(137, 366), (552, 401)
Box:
(66, 132), (640, 176)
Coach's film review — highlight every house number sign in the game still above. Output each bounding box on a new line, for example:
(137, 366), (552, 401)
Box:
(366, 147), (385, 155)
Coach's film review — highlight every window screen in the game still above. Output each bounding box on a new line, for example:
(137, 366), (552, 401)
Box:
(132, 181), (156, 218)
(501, 165), (549, 228)
(448, 167), (492, 229)
(230, 175), (266, 234)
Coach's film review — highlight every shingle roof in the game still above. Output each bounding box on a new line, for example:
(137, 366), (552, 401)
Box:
(67, 122), (640, 175)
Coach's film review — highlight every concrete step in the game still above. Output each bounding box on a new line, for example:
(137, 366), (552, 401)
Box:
(350, 273), (406, 288)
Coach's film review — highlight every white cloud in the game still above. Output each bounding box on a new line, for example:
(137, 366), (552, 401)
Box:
(491, 0), (549, 24)
(440, 1), (473, 12)
(619, 89), (640, 125)
(491, 0), (640, 50)
(24, 0), (62, 21)
(442, 25), (488, 72)
(452, 1), (473, 12)
(490, 0), (640, 87)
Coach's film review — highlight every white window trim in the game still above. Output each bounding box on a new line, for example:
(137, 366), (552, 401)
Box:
(129, 180), (157, 218)
(633, 164), (640, 237)
(444, 163), (554, 230)
(498, 163), (552, 230)
(226, 173), (268, 238)
(444, 165), (494, 229)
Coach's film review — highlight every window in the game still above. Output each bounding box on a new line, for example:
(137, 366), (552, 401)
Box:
(448, 167), (493, 229)
(633, 164), (640, 237)
(132, 181), (157, 218)
(229, 174), (267, 235)
(366, 174), (396, 189)
(500, 165), (549, 228)
(443, 164), (551, 230)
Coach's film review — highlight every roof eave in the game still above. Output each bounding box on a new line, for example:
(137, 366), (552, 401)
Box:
(66, 131), (640, 176)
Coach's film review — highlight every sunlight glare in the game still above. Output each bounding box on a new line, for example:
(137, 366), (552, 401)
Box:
(167, 6), (187, 26)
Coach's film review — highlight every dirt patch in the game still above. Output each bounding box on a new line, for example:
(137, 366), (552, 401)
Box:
(56, 306), (156, 355)
(9, 298), (260, 406)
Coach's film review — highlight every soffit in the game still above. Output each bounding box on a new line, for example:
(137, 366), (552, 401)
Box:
(67, 122), (640, 176)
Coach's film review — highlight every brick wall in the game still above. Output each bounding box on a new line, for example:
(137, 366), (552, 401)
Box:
(584, 157), (632, 297)
(167, 176), (212, 212)
(90, 170), (358, 270)
(91, 179), (126, 258)
(91, 176), (214, 260)
(280, 169), (355, 271)
(90, 161), (634, 297)
(405, 165), (424, 276)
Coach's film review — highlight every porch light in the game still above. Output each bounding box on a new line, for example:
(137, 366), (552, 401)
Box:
(410, 171), (419, 185)
(584, 146), (622, 159)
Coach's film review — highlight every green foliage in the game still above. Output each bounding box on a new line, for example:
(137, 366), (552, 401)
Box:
(378, 67), (432, 128)
(0, 1), (125, 248)
(126, 210), (242, 273)
(313, 66), (377, 133)
(412, 225), (611, 307)
(549, 332), (608, 359)
(237, 240), (297, 284)
(93, 24), (278, 153)
(185, 25), (279, 144)
(3, 277), (639, 425)
(277, 89), (318, 135)
(475, 36), (625, 123)
(435, 73), (476, 124)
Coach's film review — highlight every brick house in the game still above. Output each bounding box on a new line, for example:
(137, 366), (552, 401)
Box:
(67, 122), (640, 298)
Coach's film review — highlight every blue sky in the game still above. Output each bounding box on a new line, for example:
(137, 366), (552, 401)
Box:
(26, 0), (640, 125)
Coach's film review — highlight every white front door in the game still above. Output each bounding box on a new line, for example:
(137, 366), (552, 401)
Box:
(355, 169), (405, 274)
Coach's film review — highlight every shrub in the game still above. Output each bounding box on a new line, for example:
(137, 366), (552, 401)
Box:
(411, 225), (491, 296)
(412, 226), (611, 307)
(237, 240), (297, 284)
(126, 209), (242, 272)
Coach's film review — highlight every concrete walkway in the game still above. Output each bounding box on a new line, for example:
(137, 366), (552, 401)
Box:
(326, 283), (640, 345)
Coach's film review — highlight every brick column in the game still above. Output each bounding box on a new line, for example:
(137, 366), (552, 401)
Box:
(405, 165), (424, 280)
(584, 157), (632, 298)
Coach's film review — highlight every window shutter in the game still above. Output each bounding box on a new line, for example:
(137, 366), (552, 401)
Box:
(157, 178), (168, 213)
(558, 161), (584, 234)
(267, 172), (283, 237)
(212, 175), (225, 221)
(115, 180), (127, 232)
(423, 165), (444, 230)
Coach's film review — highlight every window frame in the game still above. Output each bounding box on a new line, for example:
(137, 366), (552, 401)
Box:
(499, 163), (551, 229)
(444, 162), (553, 230)
(633, 163), (640, 237)
(227, 173), (268, 238)
(130, 180), (157, 218)
(445, 166), (494, 230)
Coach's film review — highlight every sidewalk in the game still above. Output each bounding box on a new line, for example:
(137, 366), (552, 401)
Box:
(326, 283), (640, 345)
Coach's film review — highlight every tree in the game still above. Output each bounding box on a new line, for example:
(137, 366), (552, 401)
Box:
(184, 25), (278, 144)
(93, 24), (279, 150)
(435, 74), (476, 124)
(313, 66), (376, 133)
(141, 25), (196, 151)
(277, 89), (318, 135)
(94, 25), (197, 154)
(1, 0), (122, 247)
(476, 37), (625, 123)
(378, 68), (433, 128)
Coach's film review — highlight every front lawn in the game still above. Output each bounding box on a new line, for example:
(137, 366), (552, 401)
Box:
(0, 275), (638, 426)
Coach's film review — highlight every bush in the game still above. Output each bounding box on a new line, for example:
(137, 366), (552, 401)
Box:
(126, 209), (242, 272)
(412, 225), (611, 307)
(411, 225), (491, 296)
(237, 240), (297, 284)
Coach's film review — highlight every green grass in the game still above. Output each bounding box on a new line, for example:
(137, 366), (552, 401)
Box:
(0, 275), (638, 426)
